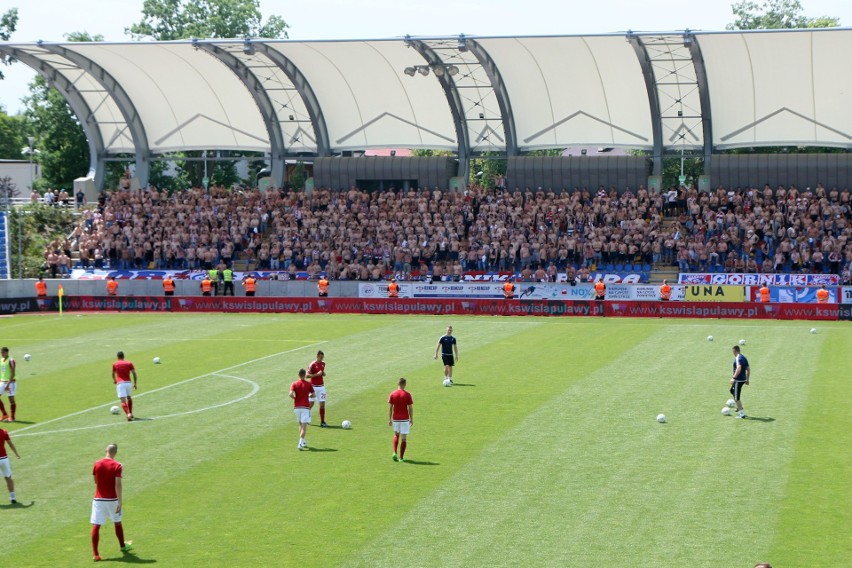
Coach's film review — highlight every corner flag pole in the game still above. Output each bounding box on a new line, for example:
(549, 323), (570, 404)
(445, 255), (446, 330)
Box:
(58, 285), (64, 316)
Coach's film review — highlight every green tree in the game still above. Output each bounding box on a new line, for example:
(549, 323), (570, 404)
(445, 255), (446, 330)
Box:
(0, 8), (18, 80)
(0, 110), (27, 159)
(727, 0), (840, 29)
(127, 0), (289, 40)
(22, 75), (90, 189)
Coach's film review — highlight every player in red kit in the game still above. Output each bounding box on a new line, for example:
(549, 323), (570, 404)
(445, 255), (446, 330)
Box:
(307, 350), (328, 427)
(388, 377), (413, 462)
(111, 352), (137, 421)
(91, 443), (133, 561)
(290, 368), (314, 450)
(0, 427), (21, 504)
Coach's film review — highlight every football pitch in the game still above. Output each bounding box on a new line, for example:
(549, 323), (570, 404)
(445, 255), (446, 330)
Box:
(1, 313), (849, 567)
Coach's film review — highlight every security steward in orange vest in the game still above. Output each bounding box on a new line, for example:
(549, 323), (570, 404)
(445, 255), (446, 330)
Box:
(659, 279), (671, 301)
(106, 277), (118, 296)
(594, 277), (606, 300)
(816, 284), (829, 303)
(163, 275), (175, 296)
(388, 279), (399, 298)
(200, 275), (212, 296)
(503, 280), (515, 299)
(758, 284), (770, 303)
(35, 276), (47, 297)
(318, 276), (329, 297)
(243, 275), (257, 297)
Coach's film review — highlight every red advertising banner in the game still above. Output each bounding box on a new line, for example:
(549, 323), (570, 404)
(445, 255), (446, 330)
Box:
(8, 295), (839, 321)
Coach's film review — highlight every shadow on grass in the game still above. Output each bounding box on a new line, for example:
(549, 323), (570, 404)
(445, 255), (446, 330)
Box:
(744, 416), (775, 423)
(449, 383), (475, 387)
(130, 417), (154, 422)
(0, 500), (35, 510)
(305, 447), (338, 452)
(312, 424), (344, 429)
(400, 459), (440, 466)
(7, 420), (35, 425)
(101, 553), (157, 564)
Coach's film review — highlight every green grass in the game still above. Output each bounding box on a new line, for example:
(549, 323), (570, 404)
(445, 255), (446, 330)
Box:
(0, 313), (849, 567)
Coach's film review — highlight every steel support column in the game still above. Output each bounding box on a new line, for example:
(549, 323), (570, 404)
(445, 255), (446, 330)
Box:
(628, 33), (664, 175)
(466, 39), (518, 157)
(689, 34), (714, 172)
(196, 42), (287, 188)
(253, 43), (330, 158)
(406, 37), (471, 185)
(0, 46), (105, 187)
(41, 44), (151, 187)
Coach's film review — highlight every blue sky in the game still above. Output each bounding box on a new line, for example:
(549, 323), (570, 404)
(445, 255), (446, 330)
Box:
(1, 0), (850, 114)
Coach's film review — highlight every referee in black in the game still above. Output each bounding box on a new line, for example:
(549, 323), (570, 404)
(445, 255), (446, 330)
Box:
(433, 325), (459, 385)
(730, 345), (750, 418)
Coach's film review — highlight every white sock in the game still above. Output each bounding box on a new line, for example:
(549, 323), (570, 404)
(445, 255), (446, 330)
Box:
(10, 491), (15, 500)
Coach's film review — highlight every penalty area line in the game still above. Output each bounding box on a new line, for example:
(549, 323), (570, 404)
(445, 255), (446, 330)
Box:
(13, 341), (326, 436)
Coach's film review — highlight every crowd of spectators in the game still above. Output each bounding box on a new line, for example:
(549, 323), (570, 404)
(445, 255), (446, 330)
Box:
(52, 181), (852, 284)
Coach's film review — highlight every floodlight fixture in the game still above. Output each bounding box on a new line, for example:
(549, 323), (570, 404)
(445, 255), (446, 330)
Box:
(458, 34), (467, 52)
(404, 66), (417, 76)
(243, 37), (255, 55)
(417, 65), (430, 76)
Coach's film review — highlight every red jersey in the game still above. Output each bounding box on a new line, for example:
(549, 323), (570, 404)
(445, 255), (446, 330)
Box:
(0, 429), (9, 458)
(93, 457), (122, 499)
(290, 379), (314, 409)
(308, 360), (326, 387)
(112, 360), (135, 383)
(388, 388), (413, 421)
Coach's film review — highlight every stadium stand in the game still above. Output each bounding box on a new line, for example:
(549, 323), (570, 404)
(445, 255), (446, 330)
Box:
(59, 182), (852, 285)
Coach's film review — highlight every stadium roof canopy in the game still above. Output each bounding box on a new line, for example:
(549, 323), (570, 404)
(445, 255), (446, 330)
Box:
(1, 28), (850, 187)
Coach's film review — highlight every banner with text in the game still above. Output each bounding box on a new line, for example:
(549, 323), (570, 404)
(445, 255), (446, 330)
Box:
(683, 285), (745, 302)
(2, 295), (840, 320)
(678, 273), (839, 286)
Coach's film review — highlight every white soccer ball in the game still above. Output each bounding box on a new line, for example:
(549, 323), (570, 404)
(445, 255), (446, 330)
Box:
(110, 406), (121, 415)
(442, 378), (452, 387)
(153, 357), (161, 364)
(23, 354), (31, 361)
(722, 407), (732, 416)
(726, 399), (736, 408)
(739, 339), (746, 345)
(341, 420), (352, 429)
(656, 414), (666, 423)
(707, 335), (714, 342)
(810, 328), (817, 334)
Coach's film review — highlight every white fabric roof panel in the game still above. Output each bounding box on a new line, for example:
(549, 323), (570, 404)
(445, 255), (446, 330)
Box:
(13, 46), (136, 153)
(477, 36), (653, 150)
(67, 43), (270, 153)
(698, 29), (852, 149)
(266, 40), (457, 151)
(3, 29), (851, 159)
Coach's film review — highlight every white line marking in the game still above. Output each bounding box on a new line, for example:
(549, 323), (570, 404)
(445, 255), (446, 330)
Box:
(12, 341), (325, 436)
(15, 375), (260, 438)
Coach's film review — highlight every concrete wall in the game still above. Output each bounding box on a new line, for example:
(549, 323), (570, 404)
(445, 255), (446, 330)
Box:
(709, 153), (852, 189)
(507, 156), (650, 191)
(314, 156), (458, 190)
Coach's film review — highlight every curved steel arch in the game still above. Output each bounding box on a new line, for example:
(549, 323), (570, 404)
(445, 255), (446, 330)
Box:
(253, 43), (331, 157)
(40, 44), (151, 187)
(0, 46), (106, 186)
(405, 38), (471, 184)
(627, 33), (664, 175)
(689, 34), (714, 171)
(465, 39), (518, 156)
(196, 42), (287, 188)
